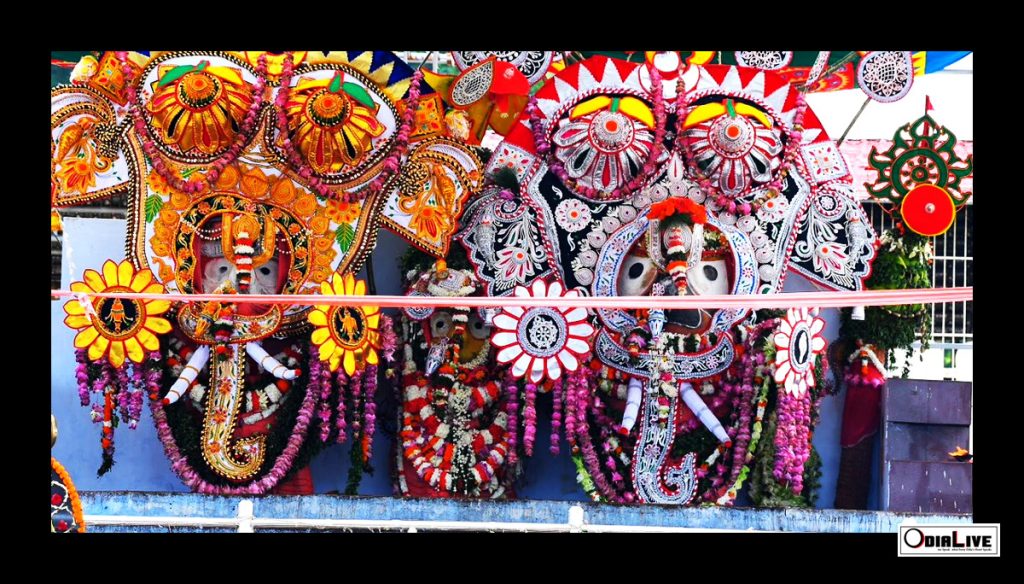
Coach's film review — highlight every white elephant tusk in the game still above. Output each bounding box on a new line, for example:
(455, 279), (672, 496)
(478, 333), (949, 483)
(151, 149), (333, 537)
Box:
(165, 346), (210, 405)
(245, 342), (299, 380)
(619, 377), (644, 434)
(679, 382), (730, 443)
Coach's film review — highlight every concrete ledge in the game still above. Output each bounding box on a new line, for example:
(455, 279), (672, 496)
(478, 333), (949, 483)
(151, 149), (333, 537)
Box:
(79, 492), (972, 533)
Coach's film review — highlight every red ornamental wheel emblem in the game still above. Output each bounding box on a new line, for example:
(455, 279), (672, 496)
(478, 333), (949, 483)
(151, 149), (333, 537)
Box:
(901, 184), (956, 236)
(491, 279), (595, 382)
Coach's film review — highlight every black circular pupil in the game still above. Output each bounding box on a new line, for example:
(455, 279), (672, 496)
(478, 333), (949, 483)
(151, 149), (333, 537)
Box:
(628, 262), (645, 279)
(219, 266), (228, 274)
(259, 267), (271, 275)
(703, 266), (719, 280)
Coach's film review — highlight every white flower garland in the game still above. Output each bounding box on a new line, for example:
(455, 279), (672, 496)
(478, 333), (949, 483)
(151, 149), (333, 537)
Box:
(848, 344), (889, 378)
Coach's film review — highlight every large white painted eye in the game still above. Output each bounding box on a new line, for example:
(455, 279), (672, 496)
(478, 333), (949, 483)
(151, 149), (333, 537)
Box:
(250, 259), (280, 295)
(688, 259), (730, 296)
(468, 311), (492, 340)
(430, 312), (454, 339)
(202, 257), (236, 293)
(617, 254), (657, 296)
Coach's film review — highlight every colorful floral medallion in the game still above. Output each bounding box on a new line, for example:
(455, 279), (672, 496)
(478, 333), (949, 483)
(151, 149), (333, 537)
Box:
(491, 279), (594, 383)
(64, 260), (171, 367)
(147, 61), (256, 156)
(309, 273), (382, 375)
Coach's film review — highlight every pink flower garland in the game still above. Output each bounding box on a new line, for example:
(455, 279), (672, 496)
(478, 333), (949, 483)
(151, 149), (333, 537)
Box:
(128, 364), (144, 429)
(573, 368), (626, 503)
(74, 349), (91, 406)
(773, 387), (813, 494)
(566, 365), (628, 503)
(310, 358), (331, 442)
(362, 364), (378, 461)
(564, 373), (577, 449)
(380, 315), (398, 365)
(115, 365), (133, 427)
(148, 350), (319, 495)
(116, 51), (269, 194)
(550, 379), (563, 455)
(504, 371), (519, 467)
(337, 364), (354, 440)
(272, 54), (425, 203)
(346, 368), (362, 440)
(674, 73), (809, 217)
(573, 365), (591, 437)
(726, 320), (778, 484)
(522, 381), (537, 456)
(88, 358), (118, 471)
(527, 66), (668, 201)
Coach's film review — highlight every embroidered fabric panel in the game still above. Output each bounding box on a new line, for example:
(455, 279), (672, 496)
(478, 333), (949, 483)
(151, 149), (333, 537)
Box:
(456, 185), (556, 296)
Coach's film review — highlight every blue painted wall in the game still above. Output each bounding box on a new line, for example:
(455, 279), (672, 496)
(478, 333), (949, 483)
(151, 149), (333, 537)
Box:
(51, 217), (867, 507)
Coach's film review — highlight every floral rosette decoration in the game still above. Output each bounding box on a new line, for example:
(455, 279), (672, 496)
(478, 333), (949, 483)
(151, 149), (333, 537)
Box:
(63, 259), (170, 474)
(283, 71), (387, 174)
(774, 307), (827, 396)
(64, 260), (171, 366)
(309, 272), (382, 375)
(146, 60), (256, 156)
(491, 279), (595, 383)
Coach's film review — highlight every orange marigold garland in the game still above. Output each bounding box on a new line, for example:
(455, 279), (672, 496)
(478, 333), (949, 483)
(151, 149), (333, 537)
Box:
(51, 457), (86, 533)
(647, 197), (708, 292)
(646, 196), (707, 224)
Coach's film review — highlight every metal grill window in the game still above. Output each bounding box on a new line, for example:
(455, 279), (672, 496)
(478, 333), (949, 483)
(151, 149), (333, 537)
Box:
(863, 201), (973, 346)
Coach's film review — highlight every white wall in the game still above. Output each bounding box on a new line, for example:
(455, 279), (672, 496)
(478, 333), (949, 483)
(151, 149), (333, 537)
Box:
(806, 53), (972, 141)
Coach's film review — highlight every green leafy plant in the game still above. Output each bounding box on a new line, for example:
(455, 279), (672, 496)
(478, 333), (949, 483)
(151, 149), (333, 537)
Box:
(840, 228), (933, 376)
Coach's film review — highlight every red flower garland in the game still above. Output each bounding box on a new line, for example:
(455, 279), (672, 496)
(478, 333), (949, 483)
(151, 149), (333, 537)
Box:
(646, 195), (707, 223)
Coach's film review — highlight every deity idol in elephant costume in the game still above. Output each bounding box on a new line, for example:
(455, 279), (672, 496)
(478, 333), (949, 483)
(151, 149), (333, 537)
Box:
(458, 54), (877, 504)
(53, 50), (478, 494)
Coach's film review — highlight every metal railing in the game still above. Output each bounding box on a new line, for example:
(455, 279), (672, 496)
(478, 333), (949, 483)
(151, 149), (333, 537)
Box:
(84, 500), (762, 533)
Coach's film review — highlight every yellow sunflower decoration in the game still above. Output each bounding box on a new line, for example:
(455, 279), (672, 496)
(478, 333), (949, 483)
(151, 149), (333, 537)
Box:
(284, 71), (386, 174)
(63, 259), (172, 368)
(308, 272), (381, 375)
(147, 61), (253, 155)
